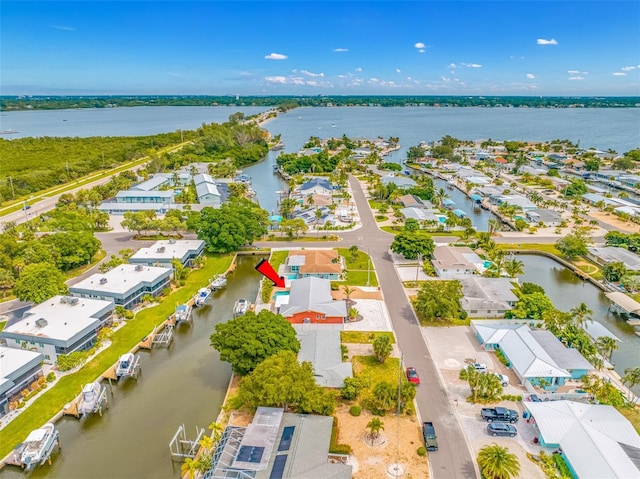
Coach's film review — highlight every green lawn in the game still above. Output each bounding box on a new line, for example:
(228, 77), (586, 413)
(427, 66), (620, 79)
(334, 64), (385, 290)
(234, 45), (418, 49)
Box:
(380, 226), (460, 237)
(341, 331), (395, 344)
(341, 270), (379, 287)
(375, 215), (388, 222)
(0, 320), (5, 331)
(269, 250), (289, 272)
(352, 356), (403, 391)
(0, 253), (233, 459)
(498, 243), (561, 256)
(337, 248), (371, 270)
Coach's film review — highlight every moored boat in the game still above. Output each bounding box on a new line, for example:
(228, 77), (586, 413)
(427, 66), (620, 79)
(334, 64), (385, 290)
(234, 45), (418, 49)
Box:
(116, 353), (136, 379)
(77, 382), (106, 416)
(233, 298), (249, 318)
(174, 303), (192, 322)
(210, 275), (227, 291)
(194, 287), (211, 307)
(20, 423), (58, 470)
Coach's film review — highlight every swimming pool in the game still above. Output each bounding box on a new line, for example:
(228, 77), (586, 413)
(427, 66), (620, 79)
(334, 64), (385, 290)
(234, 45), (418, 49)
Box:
(483, 260), (493, 269)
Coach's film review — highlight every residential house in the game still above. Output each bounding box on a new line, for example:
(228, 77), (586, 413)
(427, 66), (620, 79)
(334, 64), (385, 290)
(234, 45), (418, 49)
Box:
(204, 407), (352, 479)
(0, 296), (114, 364)
(491, 194), (537, 211)
(295, 328), (352, 388)
(524, 401), (640, 479)
(431, 245), (483, 279)
(587, 247), (640, 271)
(460, 277), (518, 318)
(380, 174), (417, 189)
(279, 277), (347, 324)
(618, 175), (640, 188)
(69, 264), (172, 310)
(400, 207), (443, 224)
(130, 174), (171, 192)
(283, 250), (342, 280)
(297, 178), (334, 196)
(129, 239), (205, 269)
(525, 209), (563, 227)
(193, 173), (222, 206)
(0, 347), (44, 417)
(398, 194), (432, 209)
(472, 322), (593, 390)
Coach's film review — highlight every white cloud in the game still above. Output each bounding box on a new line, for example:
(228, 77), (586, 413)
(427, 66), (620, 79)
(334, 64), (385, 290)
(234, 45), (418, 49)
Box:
(333, 48), (349, 52)
(621, 66), (636, 71)
(265, 52), (288, 60)
(537, 38), (558, 45)
(265, 76), (287, 84)
(568, 76), (584, 81)
(613, 72), (627, 76)
(355, 67), (362, 72)
(407, 76), (412, 81)
(461, 63), (482, 68)
(526, 73), (536, 79)
(418, 49), (426, 53)
(448, 63), (457, 69)
(300, 70), (324, 77)
(568, 70), (588, 75)
(414, 42), (425, 49)
(52, 25), (75, 31)
(441, 76), (451, 82)
(396, 68), (401, 73)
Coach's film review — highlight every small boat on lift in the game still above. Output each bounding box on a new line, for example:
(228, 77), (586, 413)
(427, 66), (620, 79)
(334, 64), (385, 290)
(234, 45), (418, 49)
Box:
(233, 298), (250, 318)
(210, 275), (227, 291)
(20, 423), (58, 470)
(194, 287), (211, 307)
(77, 382), (107, 416)
(174, 303), (192, 322)
(116, 353), (137, 379)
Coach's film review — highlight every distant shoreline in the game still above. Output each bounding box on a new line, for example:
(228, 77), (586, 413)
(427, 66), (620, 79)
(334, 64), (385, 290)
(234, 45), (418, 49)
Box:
(2, 95), (639, 112)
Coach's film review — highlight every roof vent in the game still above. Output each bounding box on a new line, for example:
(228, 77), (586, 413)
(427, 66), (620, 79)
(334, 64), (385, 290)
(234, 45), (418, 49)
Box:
(135, 264), (144, 271)
(68, 297), (79, 305)
(35, 318), (48, 328)
(169, 239), (176, 244)
(157, 246), (166, 253)
(100, 277), (108, 284)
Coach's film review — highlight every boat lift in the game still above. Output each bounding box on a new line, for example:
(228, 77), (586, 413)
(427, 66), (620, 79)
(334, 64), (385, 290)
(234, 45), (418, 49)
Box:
(12, 428), (60, 471)
(169, 424), (206, 461)
(63, 383), (109, 418)
(152, 323), (174, 347)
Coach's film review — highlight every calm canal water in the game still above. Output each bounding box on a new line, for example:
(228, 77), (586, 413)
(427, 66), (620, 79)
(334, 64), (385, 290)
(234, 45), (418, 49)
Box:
(0, 256), (262, 479)
(519, 254), (639, 381)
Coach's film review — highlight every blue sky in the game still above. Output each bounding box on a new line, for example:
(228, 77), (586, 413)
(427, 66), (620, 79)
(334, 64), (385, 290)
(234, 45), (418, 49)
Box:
(2, 1), (640, 96)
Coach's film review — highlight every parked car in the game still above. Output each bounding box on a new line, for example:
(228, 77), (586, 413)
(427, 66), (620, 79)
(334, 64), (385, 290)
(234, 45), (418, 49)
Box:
(406, 367), (420, 385)
(527, 394), (548, 402)
(471, 363), (487, 373)
(422, 422), (438, 451)
(481, 407), (519, 423)
(492, 372), (509, 387)
(487, 423), (518, 437)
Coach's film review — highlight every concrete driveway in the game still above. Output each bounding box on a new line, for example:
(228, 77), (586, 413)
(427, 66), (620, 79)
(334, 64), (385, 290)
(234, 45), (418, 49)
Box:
(422, 325), (548, 479)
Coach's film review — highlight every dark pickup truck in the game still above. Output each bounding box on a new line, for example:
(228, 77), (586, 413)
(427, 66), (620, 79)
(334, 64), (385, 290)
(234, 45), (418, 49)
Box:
(480, 407), (519, 423)
(422, 421), (438, 451)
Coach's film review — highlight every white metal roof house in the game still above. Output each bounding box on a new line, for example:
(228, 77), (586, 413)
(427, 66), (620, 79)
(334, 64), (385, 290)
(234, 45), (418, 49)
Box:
(524, 400), (640, 479)
(588, 247), (640, 271)
(129, 239), (205, 269)
(525, 209), (563, 227)
(69, 264), (171, 310)
(460, 277), (518, 318)
(279, 277), (347, 324)
(472, 321), (592, 391)
(0, 347), (44, 417)
(297, 177), (335, 196)
(0, 296), (114, 364)
(193, 173), (222, 206)
(295, 329), (352, 388)
(431, 245), (483, 279)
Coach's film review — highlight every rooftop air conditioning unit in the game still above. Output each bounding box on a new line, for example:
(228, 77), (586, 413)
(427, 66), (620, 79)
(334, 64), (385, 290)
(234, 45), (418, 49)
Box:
(135, 264), (144, 271)
(169, 239), (176, 244)
(100, 278), (108, 284)
(35, 318), (48, 328)
(157, 247), (166, 253)
(68, 297), (79, 306)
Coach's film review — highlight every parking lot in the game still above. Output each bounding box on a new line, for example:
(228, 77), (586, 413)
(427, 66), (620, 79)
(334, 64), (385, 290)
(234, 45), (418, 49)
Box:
(421, 325), (548, 478)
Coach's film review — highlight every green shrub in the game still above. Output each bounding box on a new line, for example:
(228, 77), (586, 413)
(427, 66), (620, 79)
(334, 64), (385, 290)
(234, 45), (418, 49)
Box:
(56, 351), (89, 371)
(124, 310), (134, 319)
(553, 453), (572, 477)
(45, 372), (56, 383)
(495, 348), (510, 367)
(417, 446), (427, 456)
(349, 405), (362, 416)
(341, 377), (365, 400)
(330, 444), (352, 455)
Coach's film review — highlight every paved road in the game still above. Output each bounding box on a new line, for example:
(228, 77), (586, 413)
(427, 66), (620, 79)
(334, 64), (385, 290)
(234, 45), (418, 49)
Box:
(256, 176), (478, 478)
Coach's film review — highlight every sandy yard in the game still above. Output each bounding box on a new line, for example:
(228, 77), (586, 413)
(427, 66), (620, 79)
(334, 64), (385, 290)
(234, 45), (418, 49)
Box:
(332, 285), (384, 301)
(333, 403), (430, 479)
(589, 210), (640, 234)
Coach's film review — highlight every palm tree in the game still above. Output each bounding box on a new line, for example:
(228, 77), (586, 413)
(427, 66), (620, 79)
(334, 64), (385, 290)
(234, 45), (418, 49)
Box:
(181, 457), (198, 479)
(477, 443), (521, 479)
(622, 367), (640, 399)
(502, 257), (524, 278)
(208, 421), (224, 443)
(366, 417), (385, 441)
(488, 218), (501, 235)
(595, 336), (619, 361)
(570, 302), (593, 328)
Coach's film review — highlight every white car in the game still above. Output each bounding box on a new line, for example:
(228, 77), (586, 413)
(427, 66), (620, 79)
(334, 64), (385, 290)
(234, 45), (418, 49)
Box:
(471, 363), (487, 373)
(492, 372), (509, 387)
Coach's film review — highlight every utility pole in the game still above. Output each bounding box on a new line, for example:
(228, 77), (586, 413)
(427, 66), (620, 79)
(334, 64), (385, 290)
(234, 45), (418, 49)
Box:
(8, 177), (15, 199)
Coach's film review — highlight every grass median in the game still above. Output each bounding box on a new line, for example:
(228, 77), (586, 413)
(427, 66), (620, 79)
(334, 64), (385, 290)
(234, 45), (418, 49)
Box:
(0, 252), (233, 459)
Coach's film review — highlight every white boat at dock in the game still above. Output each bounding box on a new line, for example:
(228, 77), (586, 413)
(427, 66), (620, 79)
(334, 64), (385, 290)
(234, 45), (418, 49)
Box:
(270, 141), (285, 151)
(174, 303), (192, 322)
(194, 287), (211, 307)
(233, 298), (250, 318)
(77, 382), (107, 416)
(20, 423), (59, 470)
(116, 353), (138, 379)
(210, 275), (227, 291)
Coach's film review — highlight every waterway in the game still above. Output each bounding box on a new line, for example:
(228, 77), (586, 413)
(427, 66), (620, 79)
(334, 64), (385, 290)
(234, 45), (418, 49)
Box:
(519, 254), (640, 382)
(0, 256), (263, 479)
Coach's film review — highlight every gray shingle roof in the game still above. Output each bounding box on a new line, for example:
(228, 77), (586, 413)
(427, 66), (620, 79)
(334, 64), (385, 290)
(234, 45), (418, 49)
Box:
(280, 277), (347, 318)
